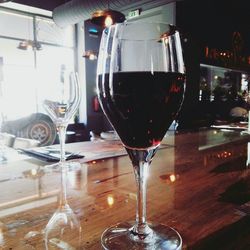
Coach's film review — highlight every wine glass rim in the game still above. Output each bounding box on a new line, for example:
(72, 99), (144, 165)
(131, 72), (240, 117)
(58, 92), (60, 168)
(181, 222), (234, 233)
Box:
(123, 20), (174, 25)
(106, 21), (178, 41)
(113, 20), (176, 28)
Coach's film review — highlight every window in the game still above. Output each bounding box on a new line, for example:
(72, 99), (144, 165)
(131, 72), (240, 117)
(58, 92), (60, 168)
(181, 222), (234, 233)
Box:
(200, 64), (250, 102)
(0, 8), (76, 122)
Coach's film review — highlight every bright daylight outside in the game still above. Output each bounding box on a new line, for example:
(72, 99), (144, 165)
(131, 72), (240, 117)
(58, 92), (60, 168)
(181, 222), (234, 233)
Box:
(0, 9), (75, 124)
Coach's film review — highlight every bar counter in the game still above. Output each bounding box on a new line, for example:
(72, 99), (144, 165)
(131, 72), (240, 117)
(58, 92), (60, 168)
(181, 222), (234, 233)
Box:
(1, 128), (250, 249)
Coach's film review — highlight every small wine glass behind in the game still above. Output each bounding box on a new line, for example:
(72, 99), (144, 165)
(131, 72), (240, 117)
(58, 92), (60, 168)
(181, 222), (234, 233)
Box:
(43, 65), (81, 164)
(41, 66), (82, 249)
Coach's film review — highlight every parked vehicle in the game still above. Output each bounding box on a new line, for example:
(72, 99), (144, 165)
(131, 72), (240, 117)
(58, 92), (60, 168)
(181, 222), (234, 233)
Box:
(1, 113), (56, 146)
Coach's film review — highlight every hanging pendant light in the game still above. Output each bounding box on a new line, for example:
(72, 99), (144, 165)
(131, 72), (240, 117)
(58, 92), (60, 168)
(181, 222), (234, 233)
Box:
(17, 40), (33, 50)
(82, 50), (98, 60)
(90, 9), (125, 27)
(17, 40), (42, 51)
(17, 15), (42, 51)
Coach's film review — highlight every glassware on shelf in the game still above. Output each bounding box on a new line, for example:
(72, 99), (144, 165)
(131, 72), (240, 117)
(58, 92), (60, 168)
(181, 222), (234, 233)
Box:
(96, 21), (185, 249)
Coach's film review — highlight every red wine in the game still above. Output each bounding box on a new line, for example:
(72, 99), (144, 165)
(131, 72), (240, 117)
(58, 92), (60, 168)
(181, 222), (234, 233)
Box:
(97, 71), (185, 149)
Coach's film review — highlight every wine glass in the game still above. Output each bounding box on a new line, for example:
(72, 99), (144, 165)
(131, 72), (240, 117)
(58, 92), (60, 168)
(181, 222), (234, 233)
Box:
(43, 65), (81, 164)
(42, 66), (82, 249)
(97, 22), (185, 249)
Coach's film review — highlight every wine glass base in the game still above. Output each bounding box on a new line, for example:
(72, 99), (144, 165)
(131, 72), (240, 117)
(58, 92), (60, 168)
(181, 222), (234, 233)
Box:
(24, 230), (43, 248)
(101, 221), (182, 250)
(44, 161), (81, 173)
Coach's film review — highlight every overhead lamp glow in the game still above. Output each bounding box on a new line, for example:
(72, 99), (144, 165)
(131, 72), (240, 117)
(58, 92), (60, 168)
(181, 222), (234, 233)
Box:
(104, 15), (113, 27)
(17, 40), (33, 50)
(17, 40), (42, 51)
(91, 9), (125, 27)
(82, 50), (97, 60)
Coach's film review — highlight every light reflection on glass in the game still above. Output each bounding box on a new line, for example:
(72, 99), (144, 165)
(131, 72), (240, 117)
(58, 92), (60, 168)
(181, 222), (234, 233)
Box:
(67, 163), (88, 190)
(31, 168), (37, 176)
(23, 167), (44, 180)
(247, 142), (250, 167)
(160, 173), (179, 184)
(169, 174), (176, 183)
(107, 195), (114, 207)
(0, 226), (5, 247)
(216, 151), (232, 159)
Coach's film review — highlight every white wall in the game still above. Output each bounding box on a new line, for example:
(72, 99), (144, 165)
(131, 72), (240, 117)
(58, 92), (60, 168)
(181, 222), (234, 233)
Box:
(126, 2), (175, 24)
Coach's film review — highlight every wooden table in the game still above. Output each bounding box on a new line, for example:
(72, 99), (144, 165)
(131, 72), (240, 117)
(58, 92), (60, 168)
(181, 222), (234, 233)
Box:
(1, 128), (250, 249)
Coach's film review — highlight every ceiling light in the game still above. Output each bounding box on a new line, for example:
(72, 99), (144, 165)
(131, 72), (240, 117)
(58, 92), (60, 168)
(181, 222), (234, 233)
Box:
(17, 14), (43, 51)
(104, 15), (113, 27)
(90, 9), (125, 27)
(17, 40), (33, 50)
(17, 40), (42, 51)
(82, 50), (98, 60)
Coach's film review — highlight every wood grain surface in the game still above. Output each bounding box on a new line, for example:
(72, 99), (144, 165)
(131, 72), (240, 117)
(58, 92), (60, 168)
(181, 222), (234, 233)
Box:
(0, 128), (250, 249)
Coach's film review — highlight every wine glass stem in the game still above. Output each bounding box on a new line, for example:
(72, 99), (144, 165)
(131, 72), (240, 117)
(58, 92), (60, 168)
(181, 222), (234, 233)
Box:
(58, 125), (67, 163)
(60, 165), (68, 207)
(57, 124), (68, 207)
(126, 147), (157, 237)
(134, 161), (149, 233)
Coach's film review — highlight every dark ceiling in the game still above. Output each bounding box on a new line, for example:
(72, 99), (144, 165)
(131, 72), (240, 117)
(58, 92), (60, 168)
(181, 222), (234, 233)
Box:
(11, 0), (69, 11)
(176, 0), (250, 53)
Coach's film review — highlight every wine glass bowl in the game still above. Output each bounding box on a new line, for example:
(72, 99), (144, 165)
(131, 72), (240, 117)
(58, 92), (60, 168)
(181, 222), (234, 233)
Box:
(42, 66), (81, 163)
(97, 22), (185, 249)
(43, 70), (80, 127)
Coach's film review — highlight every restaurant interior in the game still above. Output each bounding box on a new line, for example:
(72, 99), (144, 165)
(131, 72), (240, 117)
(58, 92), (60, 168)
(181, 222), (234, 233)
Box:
(1, 0), (250, 249)
(0, 0), (249, 144)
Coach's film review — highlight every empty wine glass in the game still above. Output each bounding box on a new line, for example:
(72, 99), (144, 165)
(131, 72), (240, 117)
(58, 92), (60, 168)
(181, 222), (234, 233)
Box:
(43, 65), (81, 165)
(42, 66), (82, 249)
(97, 21), (185, 249)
